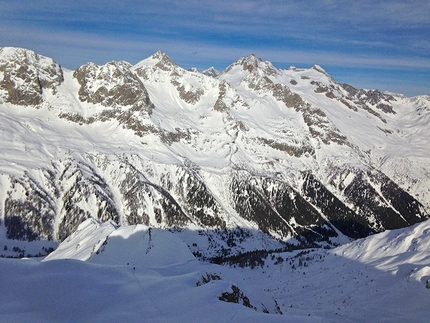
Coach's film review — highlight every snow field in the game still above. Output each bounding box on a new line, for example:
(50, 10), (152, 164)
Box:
(2, 219), (430, 322)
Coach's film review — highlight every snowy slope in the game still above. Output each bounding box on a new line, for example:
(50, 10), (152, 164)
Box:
(1, 218), (430, 322)
(43, 218), (118, 262)
(45, 218), (195, 267)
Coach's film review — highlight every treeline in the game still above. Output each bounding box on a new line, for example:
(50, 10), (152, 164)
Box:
(210, 242), (311, 269)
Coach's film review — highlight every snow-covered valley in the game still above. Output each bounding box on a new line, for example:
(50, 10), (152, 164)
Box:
(1, 218), (430, 322)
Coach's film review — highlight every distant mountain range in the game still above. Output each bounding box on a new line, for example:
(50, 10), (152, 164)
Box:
(189, 66), (220, 77)
(0, 47), (429, 259)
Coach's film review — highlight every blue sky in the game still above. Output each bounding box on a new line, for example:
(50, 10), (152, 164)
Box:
(1, 0), (429, 96)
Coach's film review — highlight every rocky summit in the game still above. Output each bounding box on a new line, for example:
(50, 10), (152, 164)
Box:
(0, 47), (429, 258)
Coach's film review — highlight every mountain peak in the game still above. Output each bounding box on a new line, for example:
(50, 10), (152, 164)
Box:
(133, 50), (178, 72)
(0, 47), (60, 69)
(152, 50), (175, 64)
(238, 54), (262, 71)
(202, 66), (220, 77)
(223, 54), (278, 77)
(0, 47), (63, 106)
(311, 64), (327, 74)
(152, 50), (169, 60)
(0, 47), (34, 60)
(188, 67), (199, 73)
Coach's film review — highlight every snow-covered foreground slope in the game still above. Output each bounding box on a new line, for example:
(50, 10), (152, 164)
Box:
(0, 220), (290, 323)
(1, 219), (430, 322)
(44, 218), (196, 266)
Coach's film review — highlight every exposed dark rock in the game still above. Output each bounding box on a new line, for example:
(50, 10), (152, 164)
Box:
(302, 172), (373, 239)
(218, 285), (256, 310)
(4, 172), (57, 241)
(73, 61), (153, 112)
(343, 170), (425, 231)
(0, 48), (63, 106)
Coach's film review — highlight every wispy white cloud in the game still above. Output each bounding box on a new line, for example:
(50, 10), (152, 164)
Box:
(5, 23), (427, 71)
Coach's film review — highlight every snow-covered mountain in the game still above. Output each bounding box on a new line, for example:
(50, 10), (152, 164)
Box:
(0, 47), (429, 259)
(202, 66), (220, 77)
(1, 217), (430, 322)
(188, 66), (220, 77)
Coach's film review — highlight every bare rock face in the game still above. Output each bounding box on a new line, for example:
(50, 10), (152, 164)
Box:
(62, 60), (157, 136)
(5, 171), (57, 241)
(202, 67), (220, 78)
(73, 61), (151, 109)
(0, 47), (63, 106)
